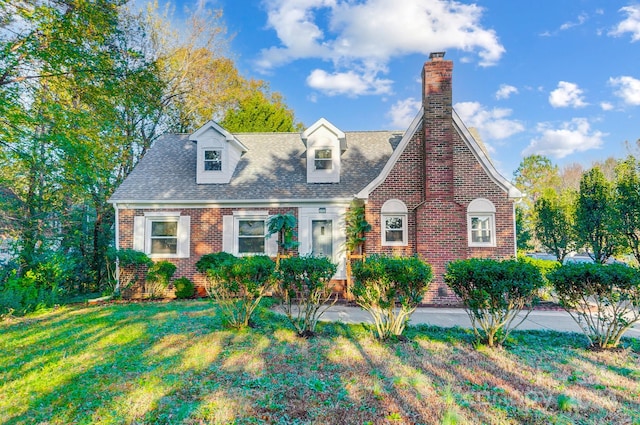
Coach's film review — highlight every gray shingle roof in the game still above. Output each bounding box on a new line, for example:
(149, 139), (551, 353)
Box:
(109, 131), (403, 203)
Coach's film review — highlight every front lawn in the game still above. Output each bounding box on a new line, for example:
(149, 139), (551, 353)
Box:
(0, 300), (638, 424)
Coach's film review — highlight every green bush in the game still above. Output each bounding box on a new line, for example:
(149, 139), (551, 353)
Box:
(547, 263), (640, 349)
(275, 255), (337, 337)
(205, 255), (275, 328)
(174, 277), (195, 299)
(195, 252), (236, 273)
(105, 248), (153, 296)
(145, 261), (177, 299)
(518, 254), (561, 300)
(0, 270), (59, 317)
(352, 255), (432, 340)
(444, 258), (544, 347)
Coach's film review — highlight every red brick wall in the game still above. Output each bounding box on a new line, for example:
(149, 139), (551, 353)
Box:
(365, 54), (516, 305)
(117, 206), (295, 296)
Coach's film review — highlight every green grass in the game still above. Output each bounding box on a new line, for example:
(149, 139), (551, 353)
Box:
(1, 300), (638, 424)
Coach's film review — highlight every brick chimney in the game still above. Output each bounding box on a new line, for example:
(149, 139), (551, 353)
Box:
(422, 52), (454, 201)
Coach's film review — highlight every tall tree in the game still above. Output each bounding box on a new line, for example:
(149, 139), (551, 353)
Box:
(615, 156), (640, 264)
(221, 90), (302, 132)
(575, 167), (620, 263)
(534, 188), (576, 262)
(513, 154), (561, 251)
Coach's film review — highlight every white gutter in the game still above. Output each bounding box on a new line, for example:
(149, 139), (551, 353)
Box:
(107, 198), (356, 209)
(113, 202), (120, 295)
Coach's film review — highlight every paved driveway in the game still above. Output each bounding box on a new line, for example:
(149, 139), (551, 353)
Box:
(313, 305), (640, 338)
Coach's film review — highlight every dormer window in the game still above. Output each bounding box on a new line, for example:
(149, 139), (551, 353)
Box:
(315, 149), (333, 170)
(302, 118), (345, 184)
(204, 149), (222, 171)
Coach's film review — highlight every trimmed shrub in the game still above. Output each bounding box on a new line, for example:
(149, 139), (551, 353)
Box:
(548, 263), (640, 349)
(174, 277), (195, 299)
(275, 255), (337, 337)
(205, 255), (275, 328)
(444, 258), (544, 347)
(518, 254), (561, 300)
(145, 261), (177, 299)
(352, 255), (432, 340)
(105, 248), (153, 297)
(195, 252), (236, 273)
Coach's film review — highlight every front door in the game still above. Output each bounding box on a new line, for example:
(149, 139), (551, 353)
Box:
(311, 220), (333, 258)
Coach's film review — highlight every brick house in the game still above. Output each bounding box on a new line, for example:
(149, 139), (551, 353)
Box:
(109, 52), (522, 303)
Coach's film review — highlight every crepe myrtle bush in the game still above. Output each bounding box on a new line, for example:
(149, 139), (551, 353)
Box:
(274, 255), (337, 337)
(204, 254), (275, 329)
(352, 255), (432, 340)
(548, 263), (640, 349)
(145, 261), (177, 299)
(444, 258), (544, 348)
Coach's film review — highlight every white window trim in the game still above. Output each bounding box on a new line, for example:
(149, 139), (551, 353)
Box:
(136, 213), (190, 258)
(233, 216), (267, 256)
(467, 198), (496, 248)
(381, 199), (408, 247)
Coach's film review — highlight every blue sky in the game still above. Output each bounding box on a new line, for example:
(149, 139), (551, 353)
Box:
(169, 0), (640, 177)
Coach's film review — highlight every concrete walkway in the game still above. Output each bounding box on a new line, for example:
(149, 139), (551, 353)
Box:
(313, 305), (640, 338)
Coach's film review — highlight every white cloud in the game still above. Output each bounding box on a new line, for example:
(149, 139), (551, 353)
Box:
(387, 97), (422, 128)
(609, 5), (640, 42)
(609, 75), (640, 105)
(495, 84), (518, 100)
(549, 81), (588, 108)
(559, 13), (588, 31)
(523, 118), (606, 158)
(600, 101), (614, 111)
(306, 69), (393, 96)
(454, 101), (525, 140)
(258, 0), (505, 96)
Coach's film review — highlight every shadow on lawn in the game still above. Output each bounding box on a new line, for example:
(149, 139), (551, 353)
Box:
(1, 301), (638, 424)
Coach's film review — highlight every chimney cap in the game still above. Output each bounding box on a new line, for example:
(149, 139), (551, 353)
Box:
(429, 51), (446, 60)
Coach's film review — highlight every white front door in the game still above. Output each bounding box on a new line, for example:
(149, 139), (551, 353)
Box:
(311, 220), (333, 258)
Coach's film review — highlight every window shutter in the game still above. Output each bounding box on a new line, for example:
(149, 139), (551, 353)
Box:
(222, 215), (234, 253)
(133, 216), (145, 252)
(266, 232), (278, 257)
(177, 216), (191, 258)
(298, 217), (310, 255)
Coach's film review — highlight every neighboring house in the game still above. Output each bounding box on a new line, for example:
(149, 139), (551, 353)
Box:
(109, 52), (522, 303)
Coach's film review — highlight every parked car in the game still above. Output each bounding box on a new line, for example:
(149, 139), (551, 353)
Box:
(526, 252), (558, 262)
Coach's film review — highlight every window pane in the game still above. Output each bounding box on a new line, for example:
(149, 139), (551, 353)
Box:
(238, 237), (265, 254)
(205, 150), (221, 160)
(151, 238), (177, 254)
(151, 221), (177, 237)
(386, 217), (403, 230)
(239, 220), (264, 236)
(385, 230), (404, 242)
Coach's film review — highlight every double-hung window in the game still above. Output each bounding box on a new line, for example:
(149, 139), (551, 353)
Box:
(381, 199), (408, 246)
(133, 213), (190, 258)
(237, 219), (266, 255)
(314, 149), (333, 170)
(150, 220), (178, 254)
(204, 149), (222, 171)
(467, 198), (496, 247)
